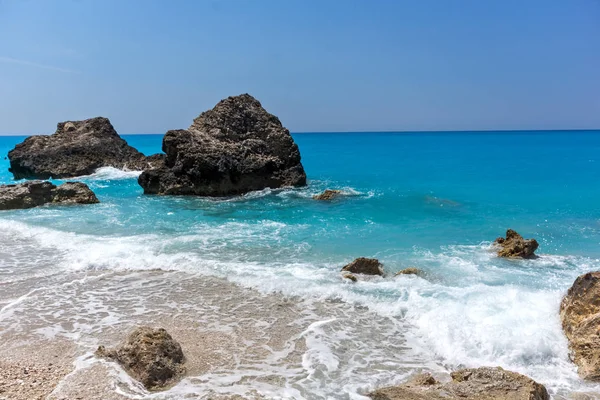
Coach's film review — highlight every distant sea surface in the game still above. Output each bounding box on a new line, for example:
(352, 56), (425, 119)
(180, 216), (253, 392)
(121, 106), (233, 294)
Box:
(1, 130), (600, 398)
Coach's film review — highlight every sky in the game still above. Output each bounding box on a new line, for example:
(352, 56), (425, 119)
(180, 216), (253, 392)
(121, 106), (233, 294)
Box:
(0, 0), (599, 134)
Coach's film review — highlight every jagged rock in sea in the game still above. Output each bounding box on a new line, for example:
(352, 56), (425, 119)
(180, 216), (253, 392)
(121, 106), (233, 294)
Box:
(494, 229), (539, 258)
(0, 181), (99, 210)
(95, 327), (185, 390)
(395, 267), (424, 277)
(560, 271), (600, 380)
(313, 189), (342, 200)
(341, 257), (384, 276)
(8, 117), (161, 179)
(369, 367), (549, 400)
(138, 94), (307, 196)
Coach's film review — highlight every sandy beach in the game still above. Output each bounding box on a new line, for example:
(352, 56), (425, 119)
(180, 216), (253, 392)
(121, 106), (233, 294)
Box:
(0, 269), (415, 399)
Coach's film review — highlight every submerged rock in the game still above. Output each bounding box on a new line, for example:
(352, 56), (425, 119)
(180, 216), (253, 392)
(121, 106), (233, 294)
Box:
(0, 181), (98, 210)
(395, 267), (424, 277)
(138, 94), (307, 196)
(96, 327), (185, 390)
(342, 272), (358, 282)
(560, 271), (600, 380)
(313, 189), (342, 201)
(369, 367), (549, 400)
(8, 117), (160, 179)
(494, 229), (539, 258)
(341, 257), (384, 276)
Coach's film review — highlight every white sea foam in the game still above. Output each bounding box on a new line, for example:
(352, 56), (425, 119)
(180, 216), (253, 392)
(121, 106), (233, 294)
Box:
(69, 166), (142, 181)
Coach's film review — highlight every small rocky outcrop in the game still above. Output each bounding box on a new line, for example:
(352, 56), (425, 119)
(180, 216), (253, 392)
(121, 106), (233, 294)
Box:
(313, 189), (342, 201)
(395, 267), (424, 277)
(8, 117), (160, 179)
(341, 257), (384, 276)
(494, 229), (539, 259)
(138, 94), (307, 196)
(560, 272), (600, 380)
(369, 367), (549, 400)
(96, 327), (185, 390)
(0, 181), (99, 210)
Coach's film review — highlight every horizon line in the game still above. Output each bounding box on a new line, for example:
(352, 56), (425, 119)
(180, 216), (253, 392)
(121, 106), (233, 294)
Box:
(0, 128), (599, 137)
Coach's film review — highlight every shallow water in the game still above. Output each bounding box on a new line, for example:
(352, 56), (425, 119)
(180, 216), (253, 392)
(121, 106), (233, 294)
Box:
(1, 131), (600, 398)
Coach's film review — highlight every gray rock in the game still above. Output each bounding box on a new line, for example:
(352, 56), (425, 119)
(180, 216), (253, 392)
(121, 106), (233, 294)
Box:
(96, 327), (185, 390)
(0, 181), (99, 210)
(8, 117), (161, 179)
(138, 94), (306, 196)
(369, 367), (549, 400)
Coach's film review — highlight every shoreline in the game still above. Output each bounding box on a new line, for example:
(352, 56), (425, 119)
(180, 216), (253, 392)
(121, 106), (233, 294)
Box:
(0, 269), (418, 399)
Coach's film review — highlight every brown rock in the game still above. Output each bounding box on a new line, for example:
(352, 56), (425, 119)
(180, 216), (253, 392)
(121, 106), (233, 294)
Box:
(96, 327), (185, 390)
(395, 268), (424, 277)
(560, 271), (600, 380)
(494, 229), (539, 259)
(0, 181), (98, 210)
(341, 257), (384, 276)
(369, 367), (549, 400)
(313, 189), (342, 201)
(342, 273), (358, 282)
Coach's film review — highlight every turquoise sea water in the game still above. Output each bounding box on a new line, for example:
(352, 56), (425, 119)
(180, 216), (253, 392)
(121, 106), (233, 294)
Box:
(1, 130), (600, 398)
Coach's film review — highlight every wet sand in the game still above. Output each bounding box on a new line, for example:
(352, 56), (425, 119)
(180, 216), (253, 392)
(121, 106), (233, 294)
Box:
(1, 269), (410, 399)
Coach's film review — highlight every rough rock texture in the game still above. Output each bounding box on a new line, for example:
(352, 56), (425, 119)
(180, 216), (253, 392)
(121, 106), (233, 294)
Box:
(8, 117), (160, 179)
(138, 94), (306, 196)
(341, 257), (384, 276)
(0, 181), (99, 210)
(95, 327), (185, 390)
(494, 229), (539, 259)
(313, 189), (342, 201)
(369, 367), (549, 400)
(560, 271), (600, 380)
(395, 267), (424, 277)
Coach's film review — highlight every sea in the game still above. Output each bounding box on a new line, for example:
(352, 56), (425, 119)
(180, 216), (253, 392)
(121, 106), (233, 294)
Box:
(1, 130), (600, 399)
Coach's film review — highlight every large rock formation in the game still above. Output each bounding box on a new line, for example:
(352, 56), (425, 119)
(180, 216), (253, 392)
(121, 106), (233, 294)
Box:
(369, 367), (549, 400)
(8, 117), (160, 179)
(0, 181), (99, 210)
(494, 229), (539, 259)
(341, 257), (384, 276)
(138, 94), (306, 196)
(96, 327), (185, 390)
(560, 272), (600, 380)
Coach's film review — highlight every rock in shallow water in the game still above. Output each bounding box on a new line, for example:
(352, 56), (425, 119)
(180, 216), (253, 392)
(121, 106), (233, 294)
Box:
(494, 229), (539, 259)
(313, 189), (342, 200)
(394, 267), (424, 277)
(138, 94), (307, 196)
(341, 257), (384, 276)
(8, 117), (161, 179)
(560, 271), (600, 381)
(96, 327), (185, 390)
(369, 367), (549, 400)
(0, 181), (98, 210)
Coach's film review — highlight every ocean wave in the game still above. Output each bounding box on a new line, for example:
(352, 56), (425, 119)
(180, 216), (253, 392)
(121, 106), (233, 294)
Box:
(1, 219), (600, 395)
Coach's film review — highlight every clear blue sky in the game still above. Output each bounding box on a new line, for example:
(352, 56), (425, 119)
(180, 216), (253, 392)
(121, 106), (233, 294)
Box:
(1, 0), (598, 134)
